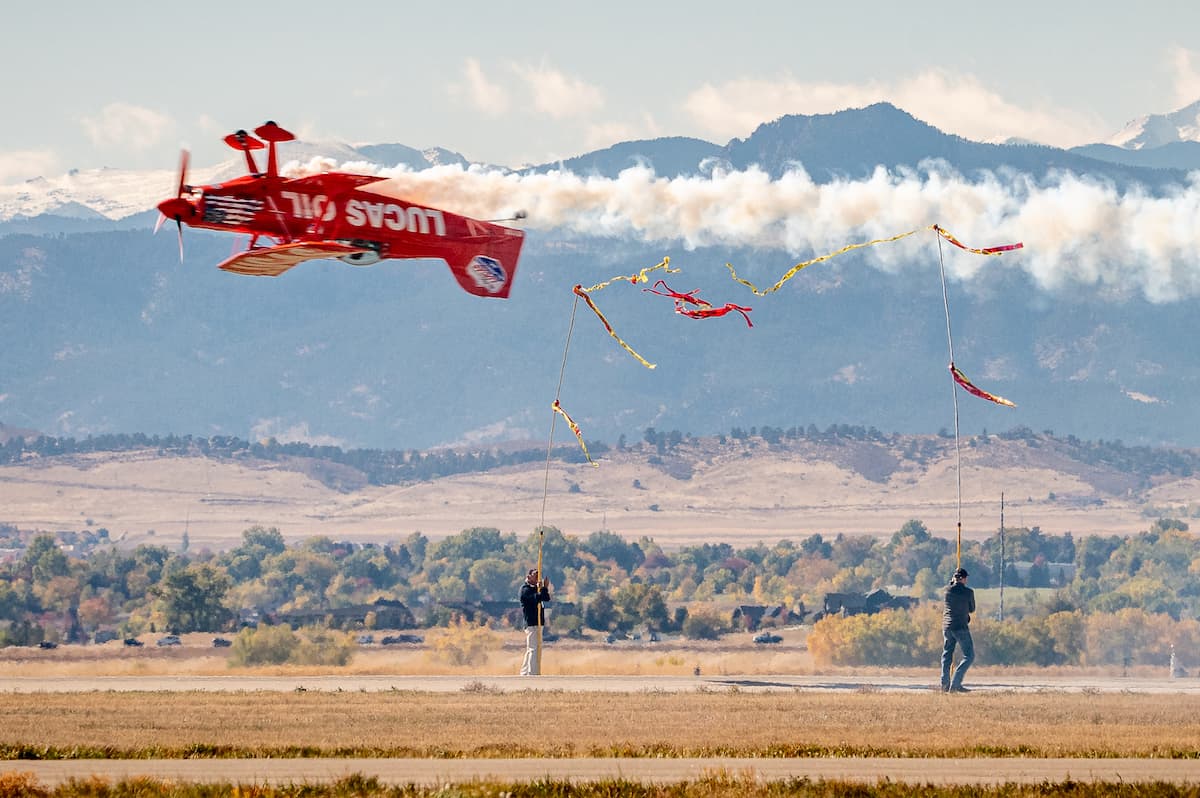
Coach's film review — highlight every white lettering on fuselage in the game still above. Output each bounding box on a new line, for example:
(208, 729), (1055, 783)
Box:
(344, 199), (446, 236)
(279, 191), (337, 222)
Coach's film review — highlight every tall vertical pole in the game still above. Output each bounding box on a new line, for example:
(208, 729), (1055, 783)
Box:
(935, 231), (963, 569)
(535, 527), (544, 674)
(999, 492), (1006, 622)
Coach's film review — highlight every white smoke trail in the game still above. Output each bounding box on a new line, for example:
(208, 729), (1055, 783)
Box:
(285, 157), (1200, 302)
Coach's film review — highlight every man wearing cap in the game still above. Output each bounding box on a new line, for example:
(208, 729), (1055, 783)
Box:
(519, 568), (551, 676)
(941, 567), (975, 693)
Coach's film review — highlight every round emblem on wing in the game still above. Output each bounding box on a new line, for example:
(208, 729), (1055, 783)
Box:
(467, 255), (508, 294)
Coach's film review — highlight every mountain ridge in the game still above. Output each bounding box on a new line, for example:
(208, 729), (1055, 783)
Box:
(1, 102), (1193, 227)
(2, 103), (1199, 452)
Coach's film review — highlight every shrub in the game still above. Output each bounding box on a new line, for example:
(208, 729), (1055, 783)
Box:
(229, 624), (299, 666)
(228, 624), (354, 667)
(425, 618), (499, 666)
(681, 609), (727, 640)
(807, 605), (941, 667)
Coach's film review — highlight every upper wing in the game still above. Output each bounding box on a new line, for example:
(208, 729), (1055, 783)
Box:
(217, 241), (368, 277)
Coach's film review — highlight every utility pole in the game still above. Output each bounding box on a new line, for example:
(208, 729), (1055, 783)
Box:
(998, 492), (1005, 622)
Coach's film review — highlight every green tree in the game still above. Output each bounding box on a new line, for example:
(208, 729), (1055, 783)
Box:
(22, 534), (69, 584)
(430, 527), (515, 563)
(585, 591), (618, 631)
(160, 563), (232, 632)
(581, 530), (644, 573)
(469, 558), (516, 601)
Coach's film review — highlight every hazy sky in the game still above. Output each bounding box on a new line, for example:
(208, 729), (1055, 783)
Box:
(3, 1), (1199, 181)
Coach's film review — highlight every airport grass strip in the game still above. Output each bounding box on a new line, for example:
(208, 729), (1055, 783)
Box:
(3, 772), (1200, 797)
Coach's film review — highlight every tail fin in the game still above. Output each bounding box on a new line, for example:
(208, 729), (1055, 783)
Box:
(254, 121), (296, 179)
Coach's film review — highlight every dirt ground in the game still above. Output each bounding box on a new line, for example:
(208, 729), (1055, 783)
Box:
(0, 445), (1185, 548)
(6, 756), (1200, 787)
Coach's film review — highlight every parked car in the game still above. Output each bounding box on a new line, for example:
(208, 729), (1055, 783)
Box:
(37, 641), (58, 649)
(211, 637), (232, 648)
(156, 634), (182, 647)
(380, 634), (424, 645)
(753, 632), (783, 644)
(123, 637), (144, 647)
(355, 634), (375, 645)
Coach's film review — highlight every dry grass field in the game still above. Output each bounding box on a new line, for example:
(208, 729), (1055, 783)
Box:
(2, 689), (1199, 759)
(1, 436), (1190, 549)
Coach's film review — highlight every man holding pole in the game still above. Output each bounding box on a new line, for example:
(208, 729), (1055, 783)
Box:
(519, 568), (551, 676)
(941, 567), (975, 693)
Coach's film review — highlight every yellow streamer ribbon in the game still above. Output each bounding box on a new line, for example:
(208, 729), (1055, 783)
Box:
(552, 399), (598, 466)
(725, 230), (922, 296)
(573, 259), (675, 370)
(726, 225), (1023, 297)
(573, 285), (656, 369)
(578, 258), (677, 293)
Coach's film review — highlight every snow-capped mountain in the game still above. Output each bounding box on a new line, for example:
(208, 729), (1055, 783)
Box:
(3, 103), (1200, 450)
(1107, 99), (1200, 149)
(0, 141), (475, 223)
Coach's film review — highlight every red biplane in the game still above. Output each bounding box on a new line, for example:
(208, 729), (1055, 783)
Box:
(155, 121), (525, 298)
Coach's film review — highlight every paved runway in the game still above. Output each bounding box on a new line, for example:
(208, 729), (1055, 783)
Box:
(4, 756), (1200, 787)
(1, 673), (1196, 694)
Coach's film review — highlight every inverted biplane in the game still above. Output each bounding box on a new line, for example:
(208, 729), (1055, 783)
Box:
(155, 121), (525, 298)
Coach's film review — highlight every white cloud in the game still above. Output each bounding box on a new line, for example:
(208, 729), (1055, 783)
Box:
(438, 418), (533, 449)
(512, 62), (604, 119)
(833, 364), (861, 385)
(250, 418), (345, 447)
(456, 58), (510, 116)
(53, 344), (87, 362)
(682, 70), (1105, 148)
(1124, 390), (1166, 405)
(0, 150), (59, 183)
(81, 103), (174, 151)
(1168, 46), (1200, 108)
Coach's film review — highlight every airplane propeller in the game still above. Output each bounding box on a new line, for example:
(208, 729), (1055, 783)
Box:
(154, 149), (191, 262)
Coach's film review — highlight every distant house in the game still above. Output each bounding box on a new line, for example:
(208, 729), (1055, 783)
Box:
(815, 589), (918, 621)
(438, 600), (581, 628)
(275, 597), (415, 630)
(730, 604), (806, 631)
(1009, 561), (1076, 587)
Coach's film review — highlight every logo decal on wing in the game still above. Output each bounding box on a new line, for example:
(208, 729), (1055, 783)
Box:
(467, 255), (508, 294)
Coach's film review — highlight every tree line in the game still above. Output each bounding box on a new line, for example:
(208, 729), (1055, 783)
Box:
(2, 516), (1198, 667)
(3, 424), (1196, 489)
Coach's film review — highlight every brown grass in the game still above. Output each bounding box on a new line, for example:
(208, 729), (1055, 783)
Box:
(1, 636), (1176, 680)
(4, 772), (1199, 797)
(0, 443), (1179, 550)
(1, 690), (1198, 759)
(0, 634), (823, 678)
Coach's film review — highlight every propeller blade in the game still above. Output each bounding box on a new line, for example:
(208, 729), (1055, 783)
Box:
(153, 212), (166, 235)
(176, 149), (190, 198)
(176, 219), (184, 263)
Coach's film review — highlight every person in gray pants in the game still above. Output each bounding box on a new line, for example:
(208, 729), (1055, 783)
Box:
(519, 568), (551, 675)
(941, 567), (975, 693)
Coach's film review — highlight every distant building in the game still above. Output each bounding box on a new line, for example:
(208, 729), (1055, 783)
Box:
(275, 598), (415, 630)
(730, 604), (806, 631)
(1010, 561), (1076, 586)
(814, 589), (919, 621)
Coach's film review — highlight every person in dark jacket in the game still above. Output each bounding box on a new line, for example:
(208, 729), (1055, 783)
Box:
(519, 568), (551, 676)
(941, 566), (975, 693)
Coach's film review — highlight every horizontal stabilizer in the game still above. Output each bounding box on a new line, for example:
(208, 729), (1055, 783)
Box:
(255, 121), (295, 143)
(218, 241), (368, 277)
(224, 131), (265, 151)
